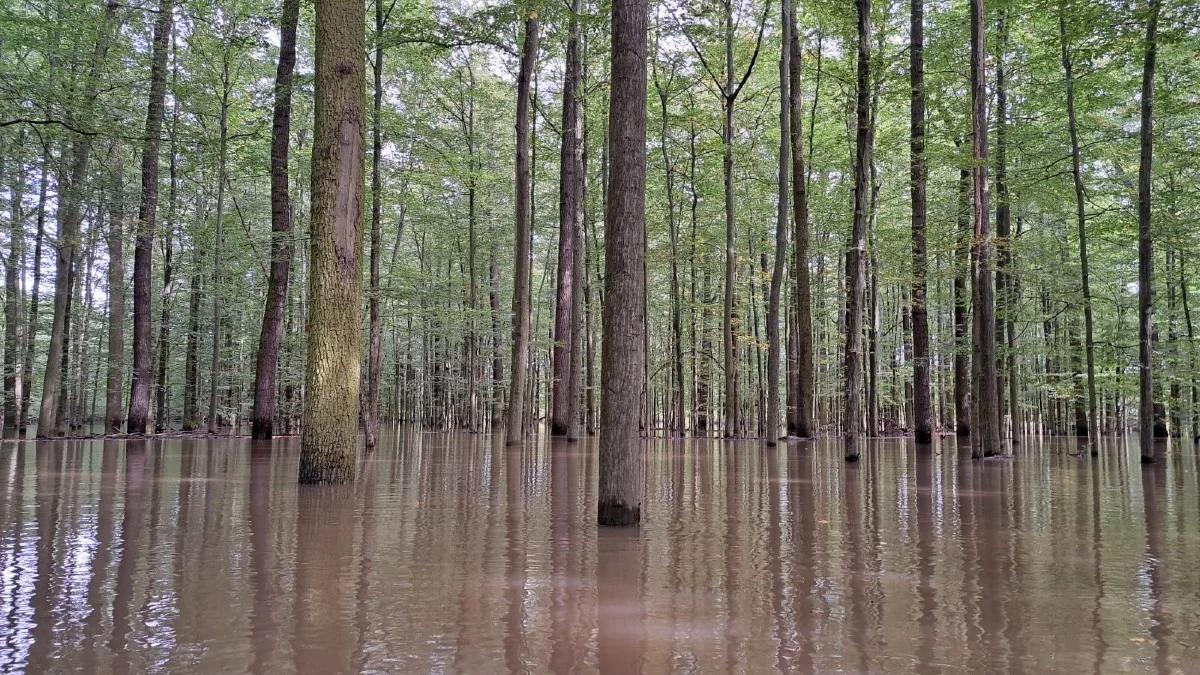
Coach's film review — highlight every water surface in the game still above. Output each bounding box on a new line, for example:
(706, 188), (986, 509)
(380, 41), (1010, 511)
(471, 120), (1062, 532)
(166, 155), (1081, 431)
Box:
(1, 433), (1197, 673)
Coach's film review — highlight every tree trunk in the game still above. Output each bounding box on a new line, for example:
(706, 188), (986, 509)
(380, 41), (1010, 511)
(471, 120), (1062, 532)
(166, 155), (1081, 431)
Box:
(252, 0), (299, 440)
(3, 144), (24, 438)
(766, 0), (790, 445)
(208, 58), (232, 434)
(598, 0), (646, 527)
(127, 0), (173, 434)
(363, 0), (385, 449)
(19, 151), (49, 434)
(506, 13), (539, 445)
(104, 147), (126, 433)
(299, 0), (365, 483)
(721, 0), (738, 438)
(552, 0), (583, 437)
(788, 5), (813, 439)
(969, 0), (1001, 458)
(1137, 0), (1161, 463)
(844, 0), (871, 461)
(37, 0), (119, 438)
(653, 53), (685, 437)
(155, 45), (181, 432)
(1058, 10), (1099, 446)
(909, 0), (932, 444)
(953, 157), (971, 436)
(182, 245), (202, 431)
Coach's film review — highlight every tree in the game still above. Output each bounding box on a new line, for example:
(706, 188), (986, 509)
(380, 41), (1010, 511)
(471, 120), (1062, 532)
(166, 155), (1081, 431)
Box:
(2, 139), (24, 438)
(298, 0), (365, 484)
(787, 0), (812, 439)
(251, 0), (300, 440)
(1137, 0), (1161, 464)
(844, 0), (872, 462)
(506, 10), (539, 446)
(552, 0), (583, 437)
(598, 0), (647, 527)
(765, 0), (790, 445)
(909, 0), (932, 445)
(1058, 9), (1098, 445)
(104, 146), (125, 433)
(363, 0), (389, 450)
(969, 0), (1001, 459)
(127, 0), (173, 434)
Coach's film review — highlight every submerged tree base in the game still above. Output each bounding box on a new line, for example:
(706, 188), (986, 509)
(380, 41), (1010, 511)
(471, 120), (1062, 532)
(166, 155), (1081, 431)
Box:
(598, 501), (640, 527)
(298, 450), (356, 484)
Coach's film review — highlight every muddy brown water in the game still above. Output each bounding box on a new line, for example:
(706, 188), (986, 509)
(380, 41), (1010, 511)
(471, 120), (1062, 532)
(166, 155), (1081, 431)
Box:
(0, 432), (1197, 673)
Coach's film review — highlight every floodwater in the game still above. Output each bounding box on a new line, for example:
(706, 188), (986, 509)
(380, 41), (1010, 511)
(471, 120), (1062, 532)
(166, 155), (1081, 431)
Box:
(0, 433), (1197, 673)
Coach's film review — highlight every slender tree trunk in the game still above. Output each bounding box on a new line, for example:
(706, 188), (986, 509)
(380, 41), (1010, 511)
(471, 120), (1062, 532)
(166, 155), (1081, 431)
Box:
(969, 0), (1001, 459)
(552, 0), (583, 436)
(126, 0), (173, 434)
(104, 147), (126, 433)
(766, 0), (790, 445)
(910, 0), (932, 444)
(155, 45), (181, 432)
(1137, 0), (1161, 463)
(994, 11), (1014, 441)
(37, 0), (119, 437)
(3, 145), (24, 438)
(653, 54), (685, 437)
(182, 245), (201, 430)
(506, 13), (539, 445)
(953, 157), (971, 436)
(19, 151), (49, 433)
(251, 0), (299, 440)
(1058, 10), (1099, 446)
(598, 0), (646, 527)
(299, 0), (365, 483)
(844, 0), (871, 461)
(363, 0), (386, 450)
(788, 6), (813, 439)
(721, 0), (738, 437)
(208, 59), (232, 433)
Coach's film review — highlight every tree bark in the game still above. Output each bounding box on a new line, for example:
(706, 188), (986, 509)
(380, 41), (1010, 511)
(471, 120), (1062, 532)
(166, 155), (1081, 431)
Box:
(126, 0), (173, 434)
(953, 155), (971, 436)
(969, 0), (1001, 458)
(251, 0), (299, 440)
(506, 12), (539, 445)
(208, 54), (232, 433)
(598, 0), (646, 527)
(909, 0), (932, 444)
(155, 43), (181, 432)
(19, 151), (49, 433)
(299, 0), (365, 483)
(844, 0), (871, 461)
(1137, 0), (1161, 463)
(182, 245), (201, 431)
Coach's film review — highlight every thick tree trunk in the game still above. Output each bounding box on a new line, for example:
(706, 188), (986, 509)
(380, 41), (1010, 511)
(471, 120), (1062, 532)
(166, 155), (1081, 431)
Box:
(506, 13), (539, 445)
(126, 0), (173, 434)
(251, 0), (299, 440)
(552, 0), (583, 437)
(1058, 11), (1099, 446)
(37, 0), (119, 437)
(1137, 0), (1160, 463)
(104, 147), (126, 433)
(766, 0), (790, 445)
(969, 0), (1001, 458)
(910, 0), (932, 444)
(843, 0), (871, 461)
(787, 4), (813, 439)
(598, 0), (646, 527)
(299, 0), (365, 484)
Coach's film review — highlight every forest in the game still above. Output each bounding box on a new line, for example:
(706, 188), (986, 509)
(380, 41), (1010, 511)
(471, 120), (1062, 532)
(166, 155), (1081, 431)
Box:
(1, 0), (1199, 503)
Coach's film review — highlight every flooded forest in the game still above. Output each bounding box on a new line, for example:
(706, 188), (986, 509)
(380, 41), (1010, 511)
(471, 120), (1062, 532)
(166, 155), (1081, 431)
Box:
(2, 0), (1200, 670)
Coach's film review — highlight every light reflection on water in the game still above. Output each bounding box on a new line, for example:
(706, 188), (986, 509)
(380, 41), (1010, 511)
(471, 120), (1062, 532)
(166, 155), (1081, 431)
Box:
(0, 432), (1197, 673)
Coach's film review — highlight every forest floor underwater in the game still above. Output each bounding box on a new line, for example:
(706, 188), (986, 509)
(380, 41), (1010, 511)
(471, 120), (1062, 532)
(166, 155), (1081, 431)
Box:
(0, 430), (1196, 673)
